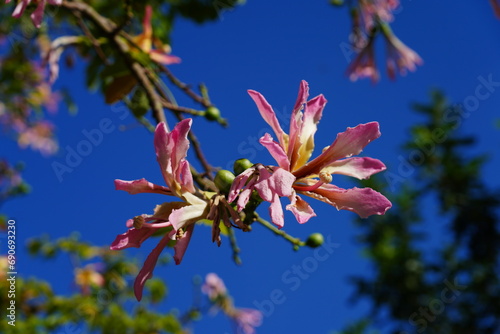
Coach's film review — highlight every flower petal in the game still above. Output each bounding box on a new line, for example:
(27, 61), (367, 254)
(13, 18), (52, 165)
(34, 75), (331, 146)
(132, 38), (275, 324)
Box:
(134, 234), (170, 301)
(268, 194), (285, 228)
(304, 184), (392, 218)
(287, 81), (309, 165)
(259, 133), (290, 170)
(12, 0), (29, 19)
(228, 167), (254, 203)
(295, 122), (381, 177)
(286, 194), (316, 224)
(114, 178), (172, 195)
(168, 202), (207, 231)
(154, 119), (195, 195)
(293, 94), (327, 170)
(110, 228), (155, 250)
(253, 167), (295, 201)
(149, 51), (182, 65)
(173, 223), (195, 265)
(30, 1), (46, 28)
(248, 89), (288, 149)
(321, 157), (386, 179)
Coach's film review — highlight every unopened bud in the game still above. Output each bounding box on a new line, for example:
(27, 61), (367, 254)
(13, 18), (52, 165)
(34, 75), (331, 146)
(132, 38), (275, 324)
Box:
(305, 233), (324, 248)
(233, 158), (254, 175)
(214, 170), (235, 195)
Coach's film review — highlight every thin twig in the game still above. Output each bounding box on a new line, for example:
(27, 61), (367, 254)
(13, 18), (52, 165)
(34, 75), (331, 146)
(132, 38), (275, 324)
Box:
(73, 11), (109, 65)
(159, 64), (211, 108)
(254, 213), (305, 250)
(61, 1), (168, 129)
(227, 227), (242, 265)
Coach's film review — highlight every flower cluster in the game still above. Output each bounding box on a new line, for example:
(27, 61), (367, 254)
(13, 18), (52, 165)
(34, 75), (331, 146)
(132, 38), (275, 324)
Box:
(202, 273), (262, 334)
(229, 81), (391, 227)
(345, 0), (422, 82)
(111, 80), (391, 301)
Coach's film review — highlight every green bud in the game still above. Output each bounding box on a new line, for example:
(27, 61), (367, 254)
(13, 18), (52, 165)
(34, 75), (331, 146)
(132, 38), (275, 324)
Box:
(205, 106), (221, 121)
(233, 158), (253, 175)
(214, 169), (235, 195)
(305, 233), (324, 248)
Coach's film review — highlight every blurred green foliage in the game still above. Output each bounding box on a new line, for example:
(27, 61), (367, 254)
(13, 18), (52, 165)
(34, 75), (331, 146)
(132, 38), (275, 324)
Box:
(338, 92), (500, 334)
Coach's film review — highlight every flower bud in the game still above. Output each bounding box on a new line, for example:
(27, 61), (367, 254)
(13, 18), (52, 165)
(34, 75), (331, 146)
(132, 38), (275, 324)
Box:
(233, 158), (254, 175)
(205, 106), (221, 121)
(305, 233), (324, 248)
(214, 169), (235, 195)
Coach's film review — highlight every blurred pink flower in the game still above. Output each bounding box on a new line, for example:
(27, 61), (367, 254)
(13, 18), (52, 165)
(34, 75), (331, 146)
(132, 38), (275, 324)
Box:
(383, 27), (423, 80)
(202, 273), (263, 334)
(6, 0), (62, 28)
(74, 263), (105, 294)
(15, 120), (58, 156)
(359, 0), (400, 30)
(346, 35), (379, 83)
(134, 5), (181, 65)
(202, 273), (227, 300)
(230, 81), (391, 228)
(111, 119), (209, 301)
(232, 308), (263, 334)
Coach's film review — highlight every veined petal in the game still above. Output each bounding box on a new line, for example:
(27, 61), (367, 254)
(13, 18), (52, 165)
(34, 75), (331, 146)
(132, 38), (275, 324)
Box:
(287, 81), (309, 166)
(134, 234), (170, 301)
(303, 184), (392, 218)
(259, 133), (290, 170)
(293, 94), (327, 171)
(253, 167), (295, 201)
(173, 223), (195, 265)
(154, 119), (194, 195)
(295, 122), (381, 177)
(228, 167), (254, 203)
(114, 178), (172, 195)
(286, 194), (316, 224)
(321, 157), (386, 180)
(169, 202), (207, 231)
(179, 160), (196, 194)
(248, 90), (288, 149)
(110, 228), (155, 250)
(268, 194), (285, 228)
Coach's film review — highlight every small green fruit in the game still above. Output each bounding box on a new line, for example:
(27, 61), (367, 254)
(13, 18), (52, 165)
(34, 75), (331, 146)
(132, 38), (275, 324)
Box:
(233, 158), (254, 175)
(214, 169), (235, 195)
(305, 233), (324, 248)
(205, 106), (221, 121)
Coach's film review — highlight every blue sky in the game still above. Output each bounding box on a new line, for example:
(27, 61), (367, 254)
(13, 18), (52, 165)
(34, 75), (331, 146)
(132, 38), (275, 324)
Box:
(2, 0), (500, 333)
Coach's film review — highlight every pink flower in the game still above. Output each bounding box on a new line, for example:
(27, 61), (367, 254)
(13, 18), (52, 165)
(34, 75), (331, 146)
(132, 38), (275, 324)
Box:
(6, 0), (62, 28)
(232, 308), (262, 334)
(346, 35), (380, 83)
(111, 119), (208, 301)
(382, 26), (423, 80)
(230, 81), (391, 228)
(133, 5), (181, 65)
(228, 165), (296, 228)
(74, 263), (105, 294)
(202, 273), (227, 300)
(201, 273), (262, 334)
(359, 0), (400, 30)
(15, 120), (58, 156)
